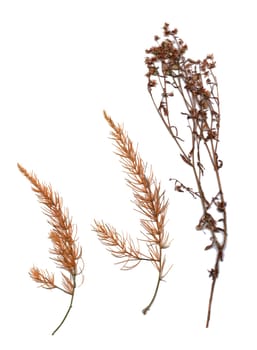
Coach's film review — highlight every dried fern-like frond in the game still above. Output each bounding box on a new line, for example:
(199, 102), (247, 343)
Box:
(93, 111), (172, 314)
(29, 267), (55, 290)
(92, 220), (153, 270)
(18, 163), (84, 335)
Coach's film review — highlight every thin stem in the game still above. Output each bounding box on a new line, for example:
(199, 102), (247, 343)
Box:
(191, 143), (208, 212)
(55, 285), (73, 295)
(142, 271), (162, 315)
(52, 275), (76, 336)
(205, 249), (222, 327)
(206, 276), (217, 327)
(205, 176), (227, 328)
(148, 89), (188, 160)
(142, 231), (165, 315)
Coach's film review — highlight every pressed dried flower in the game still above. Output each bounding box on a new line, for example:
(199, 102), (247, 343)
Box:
(92, 111), (172, 314)
(145, 23), (227, 327)
(18, 163), (84, 335)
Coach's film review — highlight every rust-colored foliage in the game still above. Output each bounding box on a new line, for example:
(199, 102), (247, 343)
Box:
(145, 23), (227, 327)
(92, 111), (172, 314)
(18, 163), (84, 335)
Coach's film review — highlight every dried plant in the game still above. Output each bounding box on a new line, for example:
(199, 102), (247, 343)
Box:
(18, 163), (84, 335)
(92, 111), (172, 314)
(145, 23), (227, 327)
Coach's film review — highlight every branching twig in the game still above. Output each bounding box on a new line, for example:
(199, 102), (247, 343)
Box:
(145, 23), (227, 327)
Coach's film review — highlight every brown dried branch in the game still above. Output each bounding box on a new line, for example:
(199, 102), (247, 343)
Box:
(93, 111), (172, 314)
(18, 163), (84, 335)
(145, 23), (227, 327)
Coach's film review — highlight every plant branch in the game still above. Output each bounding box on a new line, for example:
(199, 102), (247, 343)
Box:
(145, 23), (227, 327)
(93, 111), (172, 313)
(18, 163), (84, 335)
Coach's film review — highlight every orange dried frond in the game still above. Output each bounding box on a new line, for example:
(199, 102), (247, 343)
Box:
(49, 230), (82, 274)
(103, 112), (170, 247)
(19, 163), (84, 334)
(29, 266), (55, 289)
(17, 164), (72, 236)
(160, 258), (173, 281)
(101, 111), (172, 313)
(61, 273), (74, 295)
(92, 220), (144, 269)
(17, 164), (60, 223)
(18, 163), (83, 276)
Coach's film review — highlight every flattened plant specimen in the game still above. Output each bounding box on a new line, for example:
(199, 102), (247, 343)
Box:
(18, 163), (84, 335)
(145, 23), (227, 327)
(92, 111), (172, 314)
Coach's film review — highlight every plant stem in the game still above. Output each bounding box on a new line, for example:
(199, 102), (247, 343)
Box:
(142, 275), (162, 315)
(52, 276), (76, 335)
(206, 270), (217, 327)
(205, 249), (223, 327)
(142, 245), (163, 315)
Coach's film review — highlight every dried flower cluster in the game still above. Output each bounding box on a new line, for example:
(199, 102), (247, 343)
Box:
(145, 23), (227, 327)
(92, 111), (172, 314)
(18, 163), (84, 335)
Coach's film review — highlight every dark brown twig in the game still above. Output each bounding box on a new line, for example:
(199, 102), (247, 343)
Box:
(145, 23), (227, 327)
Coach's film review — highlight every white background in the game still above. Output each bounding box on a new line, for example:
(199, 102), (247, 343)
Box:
(1, 0), (257, 348)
